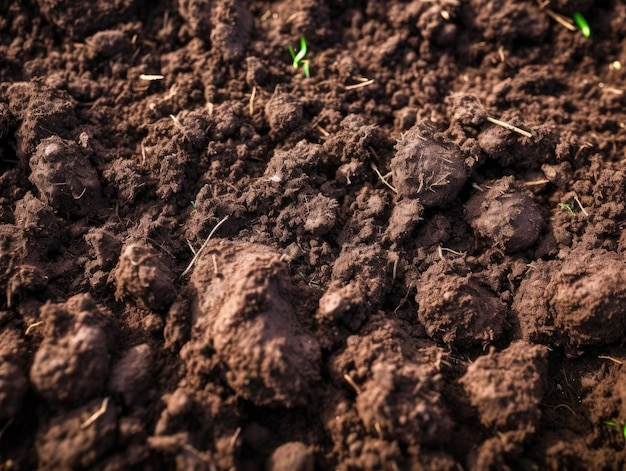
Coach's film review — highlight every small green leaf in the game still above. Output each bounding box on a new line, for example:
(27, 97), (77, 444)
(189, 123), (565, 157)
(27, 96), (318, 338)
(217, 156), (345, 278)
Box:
(573, 12), (590, 38)
(288, 45), (296, 63)
(293, 37), (308, 67)
(559, 203), (575, 216)
(287, 37), (310, 76)
(303, 60), (310, 78)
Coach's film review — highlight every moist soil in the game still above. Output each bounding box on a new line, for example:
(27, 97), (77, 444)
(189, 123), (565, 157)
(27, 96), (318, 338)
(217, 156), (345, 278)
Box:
(1, 0), (626, 469)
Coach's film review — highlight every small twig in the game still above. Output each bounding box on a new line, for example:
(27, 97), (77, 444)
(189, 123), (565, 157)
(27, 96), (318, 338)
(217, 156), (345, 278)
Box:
(552, 404), (577, 416)
(181, 216), (229, 277)
(249, 86), (256, 116)
(573, 194), (589, 217)
(374, 422), (383, 439)
(344, 79), (375, 91)
(343, 373), (362, 394)
(186, 239), (197, 255)
(170, 114), (185, 133)
(164, 84), (178, 101)
(229, 427), (241, 450)
(543, 8), (577, 31)
(139, 74), (165, 81)
(212, 254), (219, 275)
(370, 162), (398, 194)
(72, 187), (87, 200)
(25, 321), (43, 336)
(438, 246), (467, 260)
(486, 116), (532, 138)
(315, 124), (330, 137)
(598, 355), (623, 365)
(523, 179), (550, 186)
(471, 183), (485, 192)
(81, 397), (110, 429)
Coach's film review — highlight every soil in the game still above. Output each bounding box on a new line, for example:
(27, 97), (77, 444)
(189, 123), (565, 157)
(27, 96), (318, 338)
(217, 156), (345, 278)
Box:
(1, 0), (626, 469)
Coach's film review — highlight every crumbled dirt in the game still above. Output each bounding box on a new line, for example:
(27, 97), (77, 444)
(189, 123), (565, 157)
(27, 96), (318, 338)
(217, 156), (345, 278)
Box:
(1, 0), (626, 469)
(465, 175), (544, 253)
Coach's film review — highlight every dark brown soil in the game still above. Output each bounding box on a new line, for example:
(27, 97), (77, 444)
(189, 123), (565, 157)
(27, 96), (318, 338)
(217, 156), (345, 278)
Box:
(1, 0), (626, 469)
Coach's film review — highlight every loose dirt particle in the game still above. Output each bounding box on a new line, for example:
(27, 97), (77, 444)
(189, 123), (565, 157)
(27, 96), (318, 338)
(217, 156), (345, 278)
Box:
(178, 0), (252, 61)
(549, 249), (626, 347)
(108, 343), (154, 406)
(460, 341), (549, 431)
(190, 239), (321, 407)
(303, 193), (340, 236)
(267, 442), (314, 471)
(416, 260), (509, 347)
(355, 361), (453, 446)
(391, 121), (466, 207)
(35, 0), (140, 38)
(36, 397), (117, 469)
(0, 329), (28, 420)
(114, 244), (177, 314)
(265, 90), (303, 137)
(29, 136), (104, 217)
(465, 176), (544, 253)
(30, 294), (111, 404)
(384, 198), (423, 243)
(5, 80), (77, 162)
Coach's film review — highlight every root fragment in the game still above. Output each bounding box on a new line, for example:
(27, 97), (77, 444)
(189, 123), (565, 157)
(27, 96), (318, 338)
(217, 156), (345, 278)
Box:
(598, 355), (623, 365)
(344, 78), (375, 90)
(139, 74), (165, 81)
(81, 397), (110, 429)
(486, 116), (532, 138)
(370, 162), (398, 194)
(344, 373), (362, 394)
(249, 86), (256, 116)
(25, 321), (44, 335)
(181, 215), (229, 277)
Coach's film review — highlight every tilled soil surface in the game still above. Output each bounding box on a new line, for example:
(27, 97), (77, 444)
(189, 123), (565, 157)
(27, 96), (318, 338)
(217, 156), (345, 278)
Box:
(1, 0), (626, 469)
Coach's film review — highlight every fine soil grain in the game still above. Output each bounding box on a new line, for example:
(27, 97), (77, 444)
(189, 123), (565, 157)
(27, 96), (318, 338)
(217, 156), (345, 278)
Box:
(1, 0), (626, 469)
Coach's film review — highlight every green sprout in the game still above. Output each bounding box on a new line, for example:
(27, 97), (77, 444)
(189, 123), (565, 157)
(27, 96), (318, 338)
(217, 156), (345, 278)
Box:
(604, 421), (626, 441)
(288, 37), (310, 78)
(297, 271), (327, 291)
(573, 12), (590, 38)
(190, 201), (196, 210)
(559, 203), (575, 216)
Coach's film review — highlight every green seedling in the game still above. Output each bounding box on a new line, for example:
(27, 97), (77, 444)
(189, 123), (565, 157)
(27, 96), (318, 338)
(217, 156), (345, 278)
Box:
(298, 271), (327, 291)
(190, 201), (196, 210)
(288, 37), (310, 78)
(604, 421), (626, 441)
(573, 12), (590, 38)
(559, 203), (575, 216)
